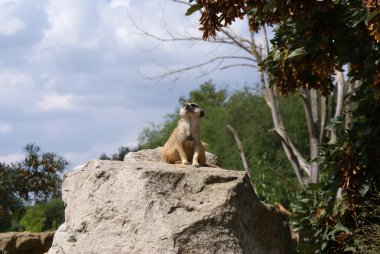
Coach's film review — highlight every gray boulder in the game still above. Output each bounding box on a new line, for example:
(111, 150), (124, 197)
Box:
(49, 149), (291, 254)
(0, 231), (54, 254)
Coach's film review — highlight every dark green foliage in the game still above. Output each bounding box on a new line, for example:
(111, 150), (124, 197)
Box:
(14, 144), (68, 202)
(19, 205), (46, 232)
(138, 82), (308, 206)
(291, 87), (380, 253)
(0, 144), (68, 232)
(243, 1), (380, 252)
(187, 0), (380, 251)
(100, 146), (137, 161)
(138, 120), (178, 150)
(43, 198), (65, 231)
(248, 0), (380, 95)
(0, 162), (23, 228)
(18, 198), (65, 232)
(0, 205), (13, 232)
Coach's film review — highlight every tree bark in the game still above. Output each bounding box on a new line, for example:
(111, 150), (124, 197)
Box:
(330, 70), (345, 141)
(300, 88), (320, 183)
(319, 96), (329, 144)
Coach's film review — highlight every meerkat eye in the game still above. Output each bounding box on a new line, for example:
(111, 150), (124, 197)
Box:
(191, 103), (198, 108)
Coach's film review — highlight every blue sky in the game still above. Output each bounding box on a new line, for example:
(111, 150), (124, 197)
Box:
(0, 0), (259, 167)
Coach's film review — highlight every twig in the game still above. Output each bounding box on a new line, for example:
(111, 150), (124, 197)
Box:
(220, 63), (257, 70)
(226, 124), (252, 182)
(145, 56), (256, 80)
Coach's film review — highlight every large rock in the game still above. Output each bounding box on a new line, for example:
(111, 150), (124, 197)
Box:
(0, 231), (54, 254)
(49, 149), (292, 254)
(124, 147), (219, 165)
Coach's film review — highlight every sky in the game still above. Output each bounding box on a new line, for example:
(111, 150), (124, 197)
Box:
(0, 0), (259, 168)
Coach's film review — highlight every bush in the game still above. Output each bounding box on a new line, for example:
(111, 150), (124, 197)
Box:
(18, 198), (65, 232)
(19, 205), (46, 232)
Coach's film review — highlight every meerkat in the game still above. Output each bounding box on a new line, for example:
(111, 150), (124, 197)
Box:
(160, 102), (206, 167)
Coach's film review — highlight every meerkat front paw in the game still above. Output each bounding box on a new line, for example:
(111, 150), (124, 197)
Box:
(192, 162), (200, 168)
(181, 160), (190, 165)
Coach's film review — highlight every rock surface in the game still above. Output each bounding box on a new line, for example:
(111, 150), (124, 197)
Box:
(0, 231), (54, 254)
(124, 147), (219, 166)
(49, 149), (292, 254)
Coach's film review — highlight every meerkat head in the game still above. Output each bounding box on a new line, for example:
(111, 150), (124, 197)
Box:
(180, 102), (204, 118)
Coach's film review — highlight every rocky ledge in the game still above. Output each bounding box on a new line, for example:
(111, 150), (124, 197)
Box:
(0, 231), (54, 254)
(48, 148), (292, 254)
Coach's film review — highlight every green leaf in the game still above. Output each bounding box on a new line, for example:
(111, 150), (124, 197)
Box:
(344, 246), (356, 252)
(335, 222), (350, 233)
(325, 117), (343, 131)
(359, 183), (370, 196)
(312, 156), (326, 164)
(321, 241), (327, 250)
(185, 4), (202, 16)
(367, 11), (380, 22)
(287, 47), (306, 59)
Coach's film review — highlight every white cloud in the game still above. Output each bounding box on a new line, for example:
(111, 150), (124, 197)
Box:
(109, 0), (130, 9)
(0, 17), (25, 35)
(0, 69), (34, 88)
(0, 0), (26, 36)
(37, 94), (75, 111)
(38, 0), (101, 49)
(0, 153), (23, 163)
(41, 73), (57, 89)
(0, 0), (258, 168)
(0, 123), (11, 134)
(0, 70), (36, 109)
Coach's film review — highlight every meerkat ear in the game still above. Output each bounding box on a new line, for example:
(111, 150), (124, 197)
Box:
(200, 111), (205, 117)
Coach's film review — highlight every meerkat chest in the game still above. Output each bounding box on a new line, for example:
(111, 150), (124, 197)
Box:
(178, 119), (199, 140)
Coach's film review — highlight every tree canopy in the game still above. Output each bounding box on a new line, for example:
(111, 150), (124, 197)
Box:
(0, 144), (68, 232)
(185, 1), (380, 252)
(138, 81), (308, 205)
(192, 0), (379, 93)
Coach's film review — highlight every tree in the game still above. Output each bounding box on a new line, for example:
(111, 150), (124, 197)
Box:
(0, 144), (68, 232)
(43, 198), (65, 231)
(137, 0), (356, 185)
(0, 162), (23, 230)
(185, 0), (380, 252)
(138, 81), (308, 205)
(145, 0), (380, 186)
(19, 205), (46, 232)
(17, 198), (65, 232)
(99, 146), (137, 161)
(14, 144), (68, 202)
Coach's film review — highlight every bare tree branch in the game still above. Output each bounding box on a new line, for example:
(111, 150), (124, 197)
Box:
(220, 63), (257, 70)
(262, 25), (271, 56)
(270, 129), (306, 186)
(344, 65), (362, 130)
(334, 70), (345, 119)
(310, 89), (319, 128)
(319, 95), (329, 143)
(227, 124), (251, 181)
(172, 0), (191, 6)
(220, 28), (253, 55)
(144, 56), (256, 80)
(330, 70), (345, 141)
(143, 2), (328, 186)
(257, 26), (310, 184)
(300, 89), (319, 152)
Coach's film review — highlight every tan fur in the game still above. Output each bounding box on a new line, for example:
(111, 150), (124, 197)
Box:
(160, 102), (206, 167)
